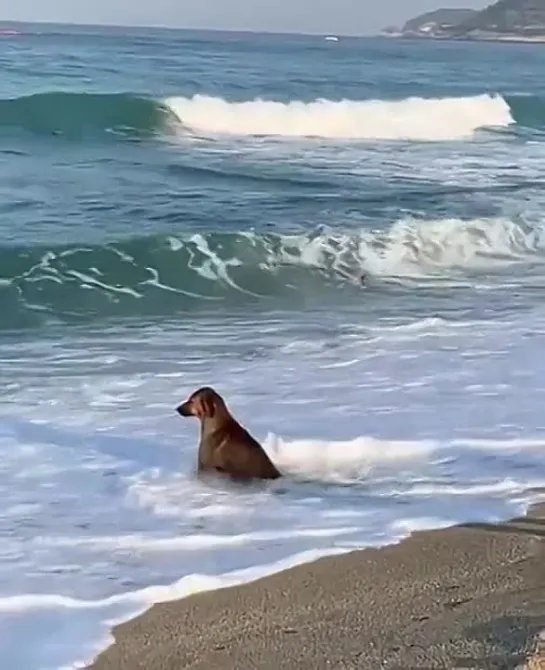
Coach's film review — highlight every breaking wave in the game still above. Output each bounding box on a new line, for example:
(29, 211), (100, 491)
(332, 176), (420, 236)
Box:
(2, 90), (545, 140)
(165, 93), (514, 141)
(1, 217), (544, 329)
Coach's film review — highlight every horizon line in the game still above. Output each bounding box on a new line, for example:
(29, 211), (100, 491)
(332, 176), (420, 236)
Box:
(0, 18), (377, 38)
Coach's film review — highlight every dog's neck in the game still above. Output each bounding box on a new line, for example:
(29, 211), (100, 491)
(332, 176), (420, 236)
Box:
(199, 410), (234, 437)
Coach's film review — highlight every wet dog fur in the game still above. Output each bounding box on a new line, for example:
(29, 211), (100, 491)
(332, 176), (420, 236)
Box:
(176, 387), (281, 481)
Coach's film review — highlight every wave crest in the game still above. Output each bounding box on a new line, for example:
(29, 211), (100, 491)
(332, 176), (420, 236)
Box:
(2, 90), (545, 141)
(0, 90), (529, 141)
(164, 93), (514, 141)
(0, 217), (543, 328)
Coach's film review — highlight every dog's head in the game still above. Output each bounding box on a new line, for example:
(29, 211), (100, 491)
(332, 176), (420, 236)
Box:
(176, 387), (226, 421)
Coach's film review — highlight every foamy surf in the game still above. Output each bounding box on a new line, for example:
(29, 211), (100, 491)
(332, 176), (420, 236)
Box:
(1, 427), (544, 670)
(3, 308), (545, 670)
(278, 216), (545, 279)
(164, 93), (514, 141)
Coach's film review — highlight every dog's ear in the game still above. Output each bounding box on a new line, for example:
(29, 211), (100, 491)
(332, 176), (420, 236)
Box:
(194, 391), (216, 419)
(201, 392), (216, 418)
(193, 395), (205, 419)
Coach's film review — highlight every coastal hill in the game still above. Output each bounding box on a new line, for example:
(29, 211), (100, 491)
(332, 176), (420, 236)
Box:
(455, 0), (545, 37)
(396, 8), (477, 37)
(383, 0), (545, 40)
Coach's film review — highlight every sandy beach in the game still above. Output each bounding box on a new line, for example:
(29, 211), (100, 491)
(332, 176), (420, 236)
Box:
(87, 502), (545, 670)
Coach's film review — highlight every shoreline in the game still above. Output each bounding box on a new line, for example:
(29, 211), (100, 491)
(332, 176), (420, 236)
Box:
(382, 34), (545, 44)
(86, 501), (545, 670)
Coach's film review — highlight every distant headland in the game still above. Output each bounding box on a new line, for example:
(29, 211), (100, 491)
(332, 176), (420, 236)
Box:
(381, 0), (545, 42)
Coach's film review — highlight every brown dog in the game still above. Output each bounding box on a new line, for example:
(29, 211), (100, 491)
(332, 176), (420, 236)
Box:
(176, 387), (281, 481)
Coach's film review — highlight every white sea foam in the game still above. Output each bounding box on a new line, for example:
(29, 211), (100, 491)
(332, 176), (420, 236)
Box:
(164, 93), (514, 141)
(271, 216), (545, 280)
(108, 216), (545, 306)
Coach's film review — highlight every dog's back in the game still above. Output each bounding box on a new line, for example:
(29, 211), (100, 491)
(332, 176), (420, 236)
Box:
(203, 419), (280, 480)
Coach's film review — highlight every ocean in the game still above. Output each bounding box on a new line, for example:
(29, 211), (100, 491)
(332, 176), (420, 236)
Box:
(1, 23), (545, 669)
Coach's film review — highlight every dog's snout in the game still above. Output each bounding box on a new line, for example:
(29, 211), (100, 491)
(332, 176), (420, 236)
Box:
(176, 401), (191, 417)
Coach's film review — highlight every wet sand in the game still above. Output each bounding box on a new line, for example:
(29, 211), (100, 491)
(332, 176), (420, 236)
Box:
(87, 503), (545, 669)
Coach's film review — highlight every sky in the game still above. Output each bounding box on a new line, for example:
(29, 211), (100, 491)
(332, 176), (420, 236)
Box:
(0, 1), (490, 36)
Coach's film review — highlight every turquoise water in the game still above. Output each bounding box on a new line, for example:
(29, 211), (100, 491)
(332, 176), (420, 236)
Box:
(2, 25), (545, 670)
